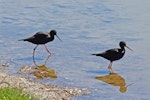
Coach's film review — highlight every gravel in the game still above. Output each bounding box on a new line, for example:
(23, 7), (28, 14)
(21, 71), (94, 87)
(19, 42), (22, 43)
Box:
(0, 67), (89, 100)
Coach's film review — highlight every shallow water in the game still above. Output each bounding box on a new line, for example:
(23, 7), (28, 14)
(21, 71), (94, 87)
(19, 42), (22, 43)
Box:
(0, 0), (150, 99)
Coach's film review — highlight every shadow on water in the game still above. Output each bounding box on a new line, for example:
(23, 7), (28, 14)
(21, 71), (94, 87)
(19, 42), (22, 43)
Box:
(95, 72), (134, 93)
(18, 55), (57, 79)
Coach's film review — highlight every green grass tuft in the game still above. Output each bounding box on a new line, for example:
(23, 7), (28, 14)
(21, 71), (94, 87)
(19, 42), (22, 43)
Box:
(0, 87), (39, 100)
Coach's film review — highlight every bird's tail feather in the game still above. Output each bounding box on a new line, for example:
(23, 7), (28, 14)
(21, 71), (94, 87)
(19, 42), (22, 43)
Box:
(18, 39), (27, 41)
(91, 53), (101, 56)
(91, 54), (99, 56)
(18, 39), (24, 41)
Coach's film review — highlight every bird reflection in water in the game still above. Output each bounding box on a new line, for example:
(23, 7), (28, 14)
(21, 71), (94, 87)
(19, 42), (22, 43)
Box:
(33, 55), (51, 67)
(18, 55), (57, 79)
(95, 73), (133, 93)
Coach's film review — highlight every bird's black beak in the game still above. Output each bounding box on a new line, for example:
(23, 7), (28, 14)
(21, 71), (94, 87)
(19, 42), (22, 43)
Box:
(56, 35), (62, 41)
(126, 46), (133, 52)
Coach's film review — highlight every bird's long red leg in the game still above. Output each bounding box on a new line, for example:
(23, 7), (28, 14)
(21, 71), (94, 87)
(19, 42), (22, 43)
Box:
(33, 45), (38, 66)
(44, 44), (52, 56)
(108, 62), (113, 73)
(44, 55), (51, 65)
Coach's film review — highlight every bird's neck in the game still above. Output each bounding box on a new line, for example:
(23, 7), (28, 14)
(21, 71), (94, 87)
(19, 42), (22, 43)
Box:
(120, 48), (125, 53)
(49, 35), (55, 41)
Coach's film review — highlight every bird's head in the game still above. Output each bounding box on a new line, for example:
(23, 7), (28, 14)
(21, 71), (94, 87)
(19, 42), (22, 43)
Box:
(119, 41), (133, 51)
(50, 30), (62, 41)
(119, 41), (126, 48)
(50, 30), (57, 35)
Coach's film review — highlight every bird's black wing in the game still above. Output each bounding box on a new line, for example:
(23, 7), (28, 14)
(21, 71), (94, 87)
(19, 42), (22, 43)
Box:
(105, 48), (119, 54)
(93, 48), (118, 57)
(33, 32), (49, 39)
(20, 32), (49, 41)
(92, 48), (118, 56)
(103, 48), (123, 61)
(103, 48), (120, 56)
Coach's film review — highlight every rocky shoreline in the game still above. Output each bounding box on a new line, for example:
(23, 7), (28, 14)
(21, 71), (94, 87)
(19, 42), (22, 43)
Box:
(0, 66), (88, 100)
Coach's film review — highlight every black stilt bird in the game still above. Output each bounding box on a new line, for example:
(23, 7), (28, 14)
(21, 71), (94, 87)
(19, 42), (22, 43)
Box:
(92, 41), (133, 72)
(19, 30), (62, 65)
